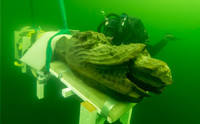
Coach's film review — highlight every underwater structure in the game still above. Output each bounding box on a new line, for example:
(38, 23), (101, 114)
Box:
(14, 28), (172, 124)
(13, 0), (173, 124)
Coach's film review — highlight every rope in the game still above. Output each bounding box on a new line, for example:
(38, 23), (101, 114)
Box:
(58, 0), (69, 30)
(29, 0), (36, 29)
(45, 0), (71, 71)
(45, 29), (69, 71)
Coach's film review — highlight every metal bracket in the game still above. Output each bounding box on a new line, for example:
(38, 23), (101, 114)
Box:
(14, 26), (45, 73)
(62, 88), (74, 98)
(36, 71), (50, 99)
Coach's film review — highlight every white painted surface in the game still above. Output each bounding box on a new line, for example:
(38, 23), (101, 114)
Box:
(21, 31), (72, 71)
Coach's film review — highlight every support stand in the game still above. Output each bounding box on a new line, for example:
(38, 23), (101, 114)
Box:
(36, 79), (44, 99)
(79, 100), (133, 124)
(120, 108), (133, 124)
(36, 71), (50, 99)
(62, 87), (133, 124)
(79, 101), (106, 124)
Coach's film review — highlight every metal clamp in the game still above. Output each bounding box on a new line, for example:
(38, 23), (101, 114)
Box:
(58, 70), (68, 80)
(37, 71), (51, 84)
(101, 99), (118, 120)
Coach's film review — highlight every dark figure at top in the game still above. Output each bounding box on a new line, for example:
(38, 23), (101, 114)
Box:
(97, 13), (175, 56)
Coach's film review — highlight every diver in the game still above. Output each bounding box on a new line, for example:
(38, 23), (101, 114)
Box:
(97, 13), (176, 56)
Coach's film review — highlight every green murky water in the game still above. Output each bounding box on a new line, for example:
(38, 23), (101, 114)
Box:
(1, 0), (200, 124)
